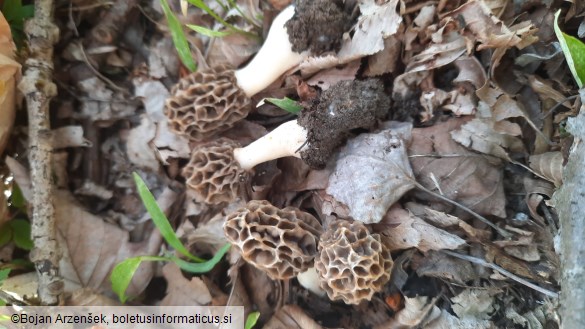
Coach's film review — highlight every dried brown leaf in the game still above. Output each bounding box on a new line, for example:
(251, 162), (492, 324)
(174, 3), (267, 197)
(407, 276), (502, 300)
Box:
(380, 205), (466, 252)
(529, 152), (563, 187)
(413, 251), (478, 284)
(409, 118), (507, 218)
(326, 128), (415, 224)
(264, 305), (323, 329)
(160, 262), (212, 306)
(306, 60), (360, 91)
(451, 289), (495, 320)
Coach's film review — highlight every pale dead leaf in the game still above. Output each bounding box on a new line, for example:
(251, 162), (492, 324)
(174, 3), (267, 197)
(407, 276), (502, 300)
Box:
(160, 262), (212, 306)
(380, 205), (466, 252)
(451, 289), (495, 320)
(306, 60), (360, 91)
(409, 118), (507, 218)
(364, 35), (402, 77)
(65, 288), (121, 306)
(264, 305), (323, 329)
(148, 38), (179, 79)
(299, 0), (401, 75)
(405, 35), (467, 73)
(453, 56), (487, 89)
(126, 115), (160, 172)
(529, 152), (563, 187)
(52, 126), (92, 149)
(414, 251), (478, 284)
(76, 77), (137, 121)
(326, 128), (415, 224)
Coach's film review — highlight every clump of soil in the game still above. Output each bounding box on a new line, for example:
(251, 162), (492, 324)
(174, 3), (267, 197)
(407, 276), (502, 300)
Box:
(285, 0), (350, 54)
(298, 79), (391, 168)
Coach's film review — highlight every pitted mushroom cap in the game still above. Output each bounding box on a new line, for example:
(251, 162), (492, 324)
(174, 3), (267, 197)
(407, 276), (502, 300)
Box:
(165, 65), (251, 141)
(315, 220), (393, 304)
(182, 138), (245, 204)
(223, 200), (323, 280)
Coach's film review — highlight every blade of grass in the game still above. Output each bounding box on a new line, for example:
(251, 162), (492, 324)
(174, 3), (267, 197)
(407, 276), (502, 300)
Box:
(554, 10), (585, 88)
(160, 0), (197, 72)
(186, 24), (231, 37)
(171, 243), (231, 273)
(264, 97), (303, 114)
(111, 255), (169, 303)
(133, 172), (203, 262)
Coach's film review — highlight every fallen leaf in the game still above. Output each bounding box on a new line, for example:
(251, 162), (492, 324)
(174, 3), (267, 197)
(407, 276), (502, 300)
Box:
(126, 115), (161, 172)
(299, 0), (402, 75)
(65, 288), (121, 306)
(306, 60), (360, 91)
(409, 118), (507, 218)
(52, 126), (92, 149)
(529, 152), (563, 187)
(364, 35), (402, 77)
(413, 251), (478, 284)
(160, 262), (212, 306)
(380, 205), (466, 252)
(326, 127), (415, 224)
(451, 289), (495, 320)
(264, 305), (323, 329)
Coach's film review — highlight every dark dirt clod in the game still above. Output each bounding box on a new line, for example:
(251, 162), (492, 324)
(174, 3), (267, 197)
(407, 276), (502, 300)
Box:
(285, 0), (350, 54)
(298, 79), (391, 168)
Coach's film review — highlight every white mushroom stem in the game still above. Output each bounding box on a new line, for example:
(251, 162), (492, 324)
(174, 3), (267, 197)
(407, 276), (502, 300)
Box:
(234, 5), (308, 97)
(233, 120), (308, 170)
(297, 267), (326, 296)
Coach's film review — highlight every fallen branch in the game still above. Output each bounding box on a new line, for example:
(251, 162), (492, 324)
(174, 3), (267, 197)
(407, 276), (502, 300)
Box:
(19, 0), (63, 305)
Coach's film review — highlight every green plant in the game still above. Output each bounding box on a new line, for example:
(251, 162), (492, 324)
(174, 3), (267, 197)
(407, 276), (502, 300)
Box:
(245, 311), (260, 329)
(0, 219), (33, 250)
(1, 0), (34, 48)
(264, 97), (303, 114)
(110, 173), (230, 303)
(554, 10), (585, 88)
(160, 0), (260, 72)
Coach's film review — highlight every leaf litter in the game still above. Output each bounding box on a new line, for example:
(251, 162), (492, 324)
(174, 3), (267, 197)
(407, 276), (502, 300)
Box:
(1, 0), (577, 328)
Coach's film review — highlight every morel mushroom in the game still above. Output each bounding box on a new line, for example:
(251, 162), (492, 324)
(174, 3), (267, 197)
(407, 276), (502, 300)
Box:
(166, 4), (350, 141)
(182, 138), (247, 204)
(315, 220), (393, 304)
(223, 200), (323, 281)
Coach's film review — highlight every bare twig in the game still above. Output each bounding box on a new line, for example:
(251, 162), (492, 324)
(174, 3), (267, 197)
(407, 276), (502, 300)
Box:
(19, 0), (63, 305)
(441, 250), (559, 298)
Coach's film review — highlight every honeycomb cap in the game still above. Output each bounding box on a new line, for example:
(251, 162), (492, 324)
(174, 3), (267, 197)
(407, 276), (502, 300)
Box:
(182, 138), (245, 204)
(315, 220), (393, 304)
(165, 65), (251, 141)
(223, 200), (323, 280)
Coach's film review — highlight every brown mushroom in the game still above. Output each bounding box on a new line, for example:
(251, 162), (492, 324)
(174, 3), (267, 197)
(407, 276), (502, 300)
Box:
(165, 6), (306, 141)
(165, 65), (251, 141)
(181, 138), (246, 204)
(223, 200), (323, 280)
(315, 220), (393, 304)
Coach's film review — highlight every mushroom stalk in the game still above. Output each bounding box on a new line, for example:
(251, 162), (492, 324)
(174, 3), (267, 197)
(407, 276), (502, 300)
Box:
(234, 5), (308, 97)
(233, 120), (307, 170)
(297, 267), (326, 296)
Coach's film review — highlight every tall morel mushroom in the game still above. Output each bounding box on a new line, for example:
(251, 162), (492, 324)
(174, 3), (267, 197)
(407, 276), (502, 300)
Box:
(223, 200), (323, 280)
(165, 3), (351, 141)
(315, 220), (393, 305)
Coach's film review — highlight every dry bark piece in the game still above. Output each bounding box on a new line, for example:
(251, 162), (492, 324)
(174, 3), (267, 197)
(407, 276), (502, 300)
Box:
(182, 138), (246, 205)
(298, 79), (391, 168)
(315, 220), (393, 304)
(285, 0), (349, 54)
(165, 65), (251, 141)
(223, 200), (323, 280)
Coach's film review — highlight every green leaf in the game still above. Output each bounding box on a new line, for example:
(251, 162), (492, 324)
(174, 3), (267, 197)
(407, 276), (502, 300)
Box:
(0, 269), (11, 285)
(133, 173), (203, 262)
(160, 0), (197, 72)
(110, 255), (169, 303)
(264, 97), (303, 114)
(10, 219), (33, 250)
(9, 183), (26, 210)
(0, 226), (12, 247)
(245, 311), (260, 329)
(554, 10), (585, 88)
(171, 243), (230, 273)
(186, 24), (231, 37)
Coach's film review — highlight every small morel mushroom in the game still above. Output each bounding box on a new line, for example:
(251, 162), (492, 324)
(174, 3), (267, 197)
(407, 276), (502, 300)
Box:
(182, 138), (246, 204)
(166, 4), (351, 141)
(223, 200), (323, 280)
(315, 220), (393, 305)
